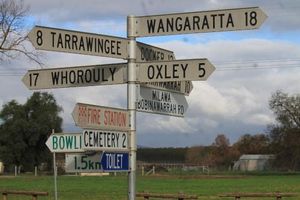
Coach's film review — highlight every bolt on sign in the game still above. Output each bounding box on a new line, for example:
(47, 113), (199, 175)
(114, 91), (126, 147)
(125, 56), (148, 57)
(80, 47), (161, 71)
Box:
(82, 129), (128, 152)
(100, 152), (129, 172)
(136, 85), (188, 117)
(65, 153), (103, 173)
(131, 7), (267, 37)
(45, 133), (83, 153)
(22, 63), (127, 90)
(72, 103), (130, 131)
(136, 42), (175, 62)
(137, 58), (215, 83)
(28, 26), (129, 59)
(142, 80), (193, 96)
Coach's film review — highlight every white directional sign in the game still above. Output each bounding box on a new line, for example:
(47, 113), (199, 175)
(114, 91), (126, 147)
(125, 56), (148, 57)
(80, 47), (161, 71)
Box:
(65, 153), (102, 173)
(136, 42), (175, 62)
(135, 44), (194, 96)
(136, 85), (188, 117)
(46, 133), (83, 153)
(142, 81), (193, 96)
(132, 7), (267, 37)
(22, 63), (127, 90)
(137, 59), (215, 83)
(72, 103), (129, 131)
(28, 26), (129, 59)
(82, 129), (128, 151)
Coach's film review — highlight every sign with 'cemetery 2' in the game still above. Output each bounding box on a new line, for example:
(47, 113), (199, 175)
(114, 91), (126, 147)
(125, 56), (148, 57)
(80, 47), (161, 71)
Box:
(82, 129), (128, 151)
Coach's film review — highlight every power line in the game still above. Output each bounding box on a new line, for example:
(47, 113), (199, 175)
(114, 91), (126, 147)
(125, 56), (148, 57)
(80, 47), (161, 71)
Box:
(0, 58), (300, 76)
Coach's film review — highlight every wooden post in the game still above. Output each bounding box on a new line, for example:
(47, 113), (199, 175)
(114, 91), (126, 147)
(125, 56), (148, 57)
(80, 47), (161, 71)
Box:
(14, 166), (17, 176)
(34, 166), (38, 176)
(32, 194), (37, 200)
(3, 193), (7, 200)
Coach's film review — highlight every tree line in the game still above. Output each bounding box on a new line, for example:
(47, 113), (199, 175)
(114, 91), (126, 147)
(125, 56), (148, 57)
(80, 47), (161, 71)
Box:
(0, 92), (299, 172)
(138, 91), (300, 171)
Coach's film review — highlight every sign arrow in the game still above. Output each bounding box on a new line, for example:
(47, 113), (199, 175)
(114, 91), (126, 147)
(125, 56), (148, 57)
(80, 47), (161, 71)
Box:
(45, 133), (83, 153)
(22, 63), (127, 90)
(132, 7), (267, 37)
(28, 26), (129, 59)
(72, 103), (130, 131)
(137, 58), (215, 83)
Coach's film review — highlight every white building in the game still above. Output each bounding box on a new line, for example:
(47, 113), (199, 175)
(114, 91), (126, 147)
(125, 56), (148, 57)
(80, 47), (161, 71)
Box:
(233, 154), (275, 171)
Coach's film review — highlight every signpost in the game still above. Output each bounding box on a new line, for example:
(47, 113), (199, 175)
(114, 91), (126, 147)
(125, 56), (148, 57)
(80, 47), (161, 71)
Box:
(28, 6), (267, 200)
(82, 129), (128, 151)
(45, 133), (83, 153)
(100, 152), (129, 171)
(131, 7), (267, 37)
(28, 26), (129, 59)
(136, 85), (188, 117)
(72, 103), (130, 131)
(22, 63), (127, 90)
(137, 59), (215, 83)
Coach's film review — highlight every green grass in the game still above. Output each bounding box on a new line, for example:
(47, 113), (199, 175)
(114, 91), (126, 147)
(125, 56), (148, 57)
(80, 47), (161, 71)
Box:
(0, 173), (300, 200)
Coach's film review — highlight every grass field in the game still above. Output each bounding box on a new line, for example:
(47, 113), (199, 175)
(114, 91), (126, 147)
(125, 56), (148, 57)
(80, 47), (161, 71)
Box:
(0, 173), (300, 200)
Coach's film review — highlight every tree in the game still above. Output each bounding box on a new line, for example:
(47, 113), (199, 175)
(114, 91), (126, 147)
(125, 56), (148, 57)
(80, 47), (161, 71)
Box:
(0, 92), (62, 171)
(0, 0), (41, 64)
(268, 90), (300, 170)
(233, 134), (270, 155)
(213, 134), (230, 148)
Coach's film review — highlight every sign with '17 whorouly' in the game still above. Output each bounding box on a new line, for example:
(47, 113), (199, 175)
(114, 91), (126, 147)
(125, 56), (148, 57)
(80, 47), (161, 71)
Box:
(22, 63), (127, 90)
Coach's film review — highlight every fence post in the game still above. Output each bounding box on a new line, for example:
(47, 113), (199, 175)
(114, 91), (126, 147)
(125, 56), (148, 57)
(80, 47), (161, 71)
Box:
(32, 194), (37, 200)
(14, 166), (17, 176)
(34, 166), (38, 176)
(3, 193), (7, 200)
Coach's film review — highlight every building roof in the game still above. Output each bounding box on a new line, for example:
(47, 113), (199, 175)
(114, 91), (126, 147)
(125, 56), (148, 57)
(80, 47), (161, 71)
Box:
(239, 154), (275, 160)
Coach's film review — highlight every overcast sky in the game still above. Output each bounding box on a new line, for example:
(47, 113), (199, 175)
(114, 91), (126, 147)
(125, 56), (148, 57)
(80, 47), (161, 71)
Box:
(1, 0), (300, 147)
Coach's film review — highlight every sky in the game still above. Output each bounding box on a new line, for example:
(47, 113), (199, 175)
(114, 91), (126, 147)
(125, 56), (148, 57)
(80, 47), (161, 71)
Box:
(1, 0), (300, 147)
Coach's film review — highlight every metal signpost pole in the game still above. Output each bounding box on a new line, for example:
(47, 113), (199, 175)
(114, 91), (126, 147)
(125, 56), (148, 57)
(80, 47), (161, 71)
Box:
(52, 129), (58, 200)
(127, 15), (137, 200)
(53, 152), (58, 200)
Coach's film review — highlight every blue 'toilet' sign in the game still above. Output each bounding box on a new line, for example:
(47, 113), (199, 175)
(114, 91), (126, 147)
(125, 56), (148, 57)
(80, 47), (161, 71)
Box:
(100, 152), (129, 172)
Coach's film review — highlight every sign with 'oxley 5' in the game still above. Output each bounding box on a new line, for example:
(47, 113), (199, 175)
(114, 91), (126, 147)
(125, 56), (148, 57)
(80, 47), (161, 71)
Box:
(137, 59), (215, 83)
